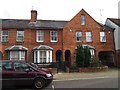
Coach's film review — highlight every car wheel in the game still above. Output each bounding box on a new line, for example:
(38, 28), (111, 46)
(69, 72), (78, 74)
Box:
(33, 78), (45, 89)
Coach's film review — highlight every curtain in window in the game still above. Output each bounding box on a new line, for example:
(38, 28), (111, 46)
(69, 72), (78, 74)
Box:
(10, 51), (25, 60)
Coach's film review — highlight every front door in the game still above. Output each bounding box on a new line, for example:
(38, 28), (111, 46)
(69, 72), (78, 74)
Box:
(56, 50), (63, 71)
(65, 50), (71, 67)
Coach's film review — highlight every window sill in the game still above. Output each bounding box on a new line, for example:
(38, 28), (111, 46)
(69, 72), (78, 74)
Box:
(16, 41), (24, 44)
(36, 41), (44, 43)
(1, 41), (8, 43)
(76, 41), (82, 42)
(100, 42), (106, 43)
(86, 41), (93, 43)
(51, 41), (58, 43)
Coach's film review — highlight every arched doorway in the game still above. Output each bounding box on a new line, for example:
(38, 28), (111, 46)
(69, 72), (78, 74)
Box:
(99, 51), (114, 66)
(0, 51), (2, 60)
(56, 50), (62, 71)
(56, 50), (62, 62)
(65, 50), (71, 67)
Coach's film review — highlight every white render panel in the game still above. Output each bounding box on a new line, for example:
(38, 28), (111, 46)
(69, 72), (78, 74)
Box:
(106, 19), (120, 50)
(50, 51), (52, 62)
(37, 51), (40, 63)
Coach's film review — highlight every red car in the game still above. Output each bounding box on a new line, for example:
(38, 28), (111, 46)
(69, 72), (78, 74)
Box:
(0, 60), (53, 89)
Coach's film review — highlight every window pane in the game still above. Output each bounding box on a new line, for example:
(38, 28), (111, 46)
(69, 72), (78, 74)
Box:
(20, 51), (25, 60)
(81, 15), (85, 25)
(37, 31), (44, 42)
(10, 51), (19, 60)
(2, 62), (12, 71)
(100, 32), (106, 42)
(76, 32), (82, 42)
(48, 51), (50, 63)
(86, 32), (92, 42)
(14, 62), (28, 72)
(10, 51), (25, 60)
(3, 31), (8, 35)
(51, 31), (58, 42)
(17, 31), (24, 42)
(2, 31), (8, 42)
(34, 50), (52, 63)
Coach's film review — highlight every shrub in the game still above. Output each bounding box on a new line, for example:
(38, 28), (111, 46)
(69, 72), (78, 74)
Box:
(90, 56), (102, 67)
(76, 45), (85, 67)
(84, 46), (91, 67)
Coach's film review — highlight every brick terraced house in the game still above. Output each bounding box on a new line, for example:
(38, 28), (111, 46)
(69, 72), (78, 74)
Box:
(0, 9), (116, 69)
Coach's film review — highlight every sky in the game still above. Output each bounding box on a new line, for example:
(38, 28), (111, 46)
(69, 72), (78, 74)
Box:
(0, 0), (119, 24)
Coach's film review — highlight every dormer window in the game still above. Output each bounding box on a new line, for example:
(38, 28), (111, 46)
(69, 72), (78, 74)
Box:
(81, 15), (85, 25)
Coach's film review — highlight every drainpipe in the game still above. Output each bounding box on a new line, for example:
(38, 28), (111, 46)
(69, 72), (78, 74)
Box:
(62, 28), (64, 62)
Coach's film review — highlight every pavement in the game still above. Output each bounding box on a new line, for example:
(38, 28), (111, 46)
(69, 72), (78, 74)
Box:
(53, 68), (119, 81)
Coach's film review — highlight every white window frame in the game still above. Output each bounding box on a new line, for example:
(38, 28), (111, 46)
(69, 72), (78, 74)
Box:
(100, 32), (106, 42)
(50, 31), (58, 42)
(1, 31), (9, 42)
(39, 50), (46, 63)
(34, 50), (52, 63)
(90, 49), (95, 56)
(36, 30), (44, 42)
(81, 15), (85, 25)
(76, 32), (82, 42)
(16, 31), (24, 42)
(10, 51), (25, 60)
(86, 32), (92, 42)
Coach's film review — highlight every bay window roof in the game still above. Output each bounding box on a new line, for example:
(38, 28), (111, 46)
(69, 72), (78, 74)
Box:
(5, 45), (28, 51)
(33, 45), (53, 50)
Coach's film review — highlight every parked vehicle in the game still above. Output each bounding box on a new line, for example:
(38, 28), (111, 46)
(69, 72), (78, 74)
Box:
(0, 60), (53, 89)
(27, 62), (52, 74)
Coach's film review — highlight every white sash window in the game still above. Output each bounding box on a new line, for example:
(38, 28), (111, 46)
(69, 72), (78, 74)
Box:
(34, 50), (52, 63)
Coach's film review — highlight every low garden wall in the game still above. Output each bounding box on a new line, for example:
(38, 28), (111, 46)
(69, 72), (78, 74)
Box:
(79, 66), (108, 72)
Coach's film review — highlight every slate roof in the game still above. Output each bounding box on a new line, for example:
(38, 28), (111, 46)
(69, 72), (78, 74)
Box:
(1, 18), (114, 31)
(1, 19), (68, 29)
(29, 20), (68, 29)
(99, 23), (114, 31)
(108, 18), (120, 27)
(1, 19), (30, 29)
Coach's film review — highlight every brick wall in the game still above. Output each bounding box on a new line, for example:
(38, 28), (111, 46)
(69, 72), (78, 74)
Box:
(1, 28), (63, 62)
(63, 9), (115, 64)
(1, 9), (115, 66)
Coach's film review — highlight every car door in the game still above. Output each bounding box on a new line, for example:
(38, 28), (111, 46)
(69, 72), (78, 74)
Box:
(13, 61), (35, 86)
(2, 61), (15, 87)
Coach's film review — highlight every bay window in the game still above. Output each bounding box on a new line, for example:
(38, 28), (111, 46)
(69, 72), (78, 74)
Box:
(10, 51), (25, 60)
(34, 50), (52, 63)
(33, 45), (53, 63)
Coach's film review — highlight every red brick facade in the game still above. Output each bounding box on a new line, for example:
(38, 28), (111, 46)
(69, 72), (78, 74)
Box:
(63, 9), (115, 65)
(0, 9), (115, 67)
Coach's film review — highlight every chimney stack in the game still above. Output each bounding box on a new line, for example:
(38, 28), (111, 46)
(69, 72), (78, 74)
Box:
(30, 10), (37, 22)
